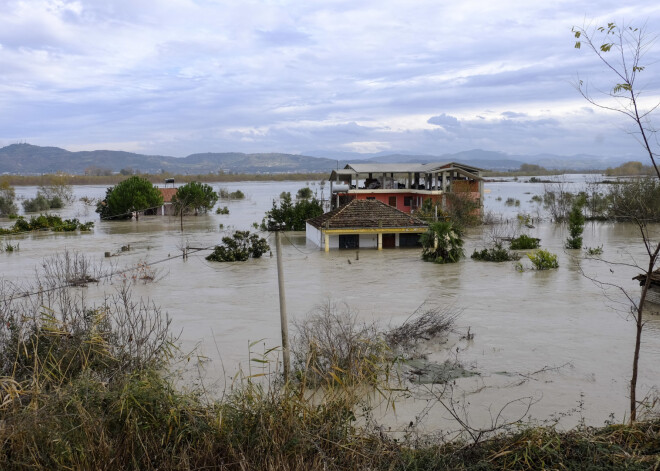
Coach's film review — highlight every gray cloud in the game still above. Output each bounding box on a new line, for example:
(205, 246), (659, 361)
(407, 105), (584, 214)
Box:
(501, 111), (527, 118)
(428, 114), (461, 127)
(0, 0), (658, 159)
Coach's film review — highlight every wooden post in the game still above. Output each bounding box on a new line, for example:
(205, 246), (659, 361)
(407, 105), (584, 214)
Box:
(275, 231), (290, 382)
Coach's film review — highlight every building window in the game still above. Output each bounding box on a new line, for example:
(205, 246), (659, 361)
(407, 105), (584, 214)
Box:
(366, 197), (376, 200)
(388, 196), (397, 207)
(339, 234), (359, 249)
(399, 233), (421, 247)
(404, 196), (412, 207)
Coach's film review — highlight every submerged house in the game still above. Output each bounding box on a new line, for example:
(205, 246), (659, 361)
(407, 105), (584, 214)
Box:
(328, 162), (484, 213)
(633, 269), (660, 305)
(306, 199), (428, 251)
(144, 187), (178, 216)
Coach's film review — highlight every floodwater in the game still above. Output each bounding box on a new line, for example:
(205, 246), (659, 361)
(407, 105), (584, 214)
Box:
(1, 178), (659, 433)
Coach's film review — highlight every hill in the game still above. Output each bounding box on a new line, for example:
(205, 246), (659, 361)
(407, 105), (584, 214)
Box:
(0, 144), (340, 175)
(0, 144), (633, 175)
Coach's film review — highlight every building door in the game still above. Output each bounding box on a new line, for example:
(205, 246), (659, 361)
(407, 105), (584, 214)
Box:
(339, 234), (359, 249)
(388, 196), (397, 207)
(399, 233), (421, 247)
(382, 234), (396, 248)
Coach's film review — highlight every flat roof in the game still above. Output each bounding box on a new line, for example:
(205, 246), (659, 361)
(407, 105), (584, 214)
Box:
(330, 162), (484, 180)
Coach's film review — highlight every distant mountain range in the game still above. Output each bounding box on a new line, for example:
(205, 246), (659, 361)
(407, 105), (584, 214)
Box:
(0, 143), (632, 175)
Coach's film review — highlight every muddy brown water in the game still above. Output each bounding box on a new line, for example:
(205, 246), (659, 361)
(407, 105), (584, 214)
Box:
(1, 179), (659, 432)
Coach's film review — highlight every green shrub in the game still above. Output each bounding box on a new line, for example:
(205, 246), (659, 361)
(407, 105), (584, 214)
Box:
(171, 181), (218, 214)
(421, 221), (464, 264)
(528, 249), (559, 270)
(586, 246), (603, 256)
(95, 176), (163, 220)
(0, 215), (93, 234)
(22, 193), (51, 212)
(296, 187), (313, 199)
(49, 195), (64, 209)
(206, 230), (270, 262)
(229, 189), (245, 199)
(0, 181), (18, 216)
(1, 242), (19, 252)
(262, 192), (324, 231)
(471, 243), (521, 262)
(510, 234), (540, 250)
(565, 197), (586, 249)
(215, 206), (230, 214)
(22, 192), (64, 212)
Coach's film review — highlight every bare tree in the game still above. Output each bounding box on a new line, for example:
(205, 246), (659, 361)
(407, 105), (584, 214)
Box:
(573, 21), (660, 422)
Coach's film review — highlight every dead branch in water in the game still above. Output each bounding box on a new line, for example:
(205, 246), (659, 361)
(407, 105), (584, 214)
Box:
(386, 304), (461, 349)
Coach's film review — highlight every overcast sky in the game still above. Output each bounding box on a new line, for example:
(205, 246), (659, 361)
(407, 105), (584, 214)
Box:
(1, 1), (659, 159)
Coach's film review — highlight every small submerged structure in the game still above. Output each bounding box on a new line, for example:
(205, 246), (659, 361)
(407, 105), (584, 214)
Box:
(633, 268), (660, 306)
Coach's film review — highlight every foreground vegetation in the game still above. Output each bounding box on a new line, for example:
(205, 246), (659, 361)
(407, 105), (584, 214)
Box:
(0, 252), (658, 469)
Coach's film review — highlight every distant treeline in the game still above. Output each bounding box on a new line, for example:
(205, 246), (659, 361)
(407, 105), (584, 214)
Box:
(604, 161), (656, 176)
(485, 161), (659, 177)
(484, 163), (601, 177)
(0, 172), (327, 186)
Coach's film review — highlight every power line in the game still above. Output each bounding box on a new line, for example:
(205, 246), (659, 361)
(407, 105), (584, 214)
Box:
(280, 231), (317, 255)
(0, 246), (214, 303)
(1, 228), (282, 302)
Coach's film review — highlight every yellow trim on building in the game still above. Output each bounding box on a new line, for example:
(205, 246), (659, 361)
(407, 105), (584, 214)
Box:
(321, 227), (427, 235)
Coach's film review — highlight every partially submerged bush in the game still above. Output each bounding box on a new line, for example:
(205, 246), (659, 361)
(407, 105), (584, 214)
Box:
(22, 192), (64, 212)
(262, 191), (324, 231)
(586, 245), (603, 256)
(510, 234), (540, 250)
(215, 205), (229, 215)
(471, 243), (521, 262)
(206, 230), (270, 262)
(0, 180), (18, 216)
(565, 197), (586, 249)
(0, 214), (93, 234)
(293, 301), (460, 387)
(607, 177), (660, 222)
(292, 301), (390, 387)
(386, 305), (459, 349)
(421, 221), (464, 264)
(296, 187), (313, 199)
(218, 188), (245, 200)
(528, 249), (559, 270)
(1, 241), (19, 252)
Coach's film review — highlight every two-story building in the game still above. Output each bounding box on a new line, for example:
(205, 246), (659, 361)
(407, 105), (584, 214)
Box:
(328, 162), (484, 214)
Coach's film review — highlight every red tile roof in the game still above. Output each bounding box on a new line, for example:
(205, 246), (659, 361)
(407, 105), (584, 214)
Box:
(307, 199), (428, 230)
(159, 187), (178, 203)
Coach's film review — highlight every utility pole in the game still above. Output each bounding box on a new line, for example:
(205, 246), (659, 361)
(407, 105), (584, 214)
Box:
(275, 231), (290, 382)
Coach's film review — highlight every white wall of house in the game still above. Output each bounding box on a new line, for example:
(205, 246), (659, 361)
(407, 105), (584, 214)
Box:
(359, 234), (378, 248)
(306, 224), (417, 250)
(328, 235), (340, 249)
(306, 223), (323, 248)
